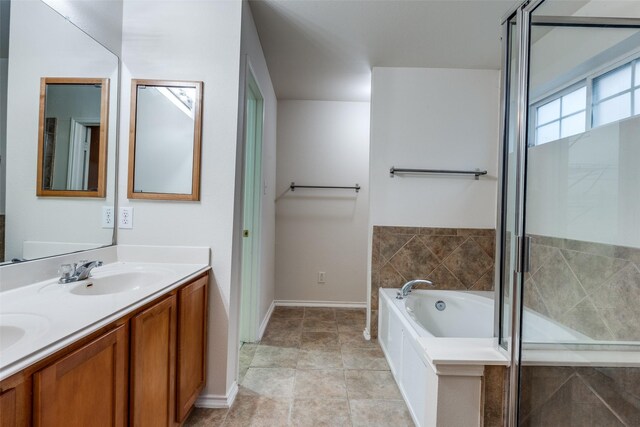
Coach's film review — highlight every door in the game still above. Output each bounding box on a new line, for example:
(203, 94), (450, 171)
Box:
(239, 66), (264, 343)
(500, 1), (640, 425)
(67, 119), (99, 190)
(130, 295), (177, 427)
(33, 325), (128, 427)
(176, 276), (209, 422)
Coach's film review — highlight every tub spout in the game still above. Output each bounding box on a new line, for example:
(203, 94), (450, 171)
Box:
(396, 279), (434, 299)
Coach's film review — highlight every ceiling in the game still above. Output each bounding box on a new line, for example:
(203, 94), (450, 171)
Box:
(249, 0), (518, 101)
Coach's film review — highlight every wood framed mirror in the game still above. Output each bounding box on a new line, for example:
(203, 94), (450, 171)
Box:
(36, 77), (110, 197)
(127, 79), (203, 201)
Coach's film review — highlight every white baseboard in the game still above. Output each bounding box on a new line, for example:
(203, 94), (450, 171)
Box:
(274, 300), (367, 309)
(195, 381), (238, 409)
(258, 300), (276, 340)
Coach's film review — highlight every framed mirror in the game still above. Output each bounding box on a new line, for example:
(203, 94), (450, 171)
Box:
(37, 77), (110, 197)
(128, 79), (203, 201)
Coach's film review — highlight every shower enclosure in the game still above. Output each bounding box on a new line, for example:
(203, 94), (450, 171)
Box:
(498, 0), (640, 425)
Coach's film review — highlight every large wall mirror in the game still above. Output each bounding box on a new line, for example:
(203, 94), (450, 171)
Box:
(128, 80), (203, 201)
(0, 0), (119, 264)
(37, 77), (110, 197)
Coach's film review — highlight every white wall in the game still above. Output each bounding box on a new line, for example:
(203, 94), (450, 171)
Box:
(120, 0), (278, 403)
(5, 0), (118, 260)
(41, 0), (124, 56)
(240, 0), (277, 335)
(369, 67), (500, 229)
(276, 100), (370, 304)
(0, 57), (7, 214)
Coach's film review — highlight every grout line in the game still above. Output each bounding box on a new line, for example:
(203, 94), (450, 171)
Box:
(520, 370), (576, 423)
(575, 371), (628, 426)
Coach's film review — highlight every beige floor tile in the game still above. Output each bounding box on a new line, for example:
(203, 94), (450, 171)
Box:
(304, 307), (336, 321)
(341, 347), (389, 370)
(302, 318), (338, 332)
(272, 307), (304, 319)
(349, 399), (414, 427)
(251, 345), (299, 368)
(345, 370), (402, 399)
(291, 399), (351, 426)
(222, 395), (291, 427)
(297, 349), (344, 369)
(260, 328), (302, 348)
(294, 369), (347, 398)
(240, 368), (296, 398)
(183, 407), (228, 427)
(337, 318), (366, 333)
(338, 330), (375, 348)
(301, 331), (340, 349)
(266, 318), (304, 333)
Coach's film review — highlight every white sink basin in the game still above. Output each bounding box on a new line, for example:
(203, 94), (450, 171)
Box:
(0, 313), (50, 353)
(70, 270), (169, 296)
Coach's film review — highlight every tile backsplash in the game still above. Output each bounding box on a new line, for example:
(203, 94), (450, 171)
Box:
(370, 226), (496, 338)
(524, 235), (640, 342)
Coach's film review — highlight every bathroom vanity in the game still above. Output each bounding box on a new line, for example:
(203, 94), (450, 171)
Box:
(0, 249), (210, 427)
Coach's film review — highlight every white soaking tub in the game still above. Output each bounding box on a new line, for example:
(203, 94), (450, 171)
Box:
(378, 288), (508, 427)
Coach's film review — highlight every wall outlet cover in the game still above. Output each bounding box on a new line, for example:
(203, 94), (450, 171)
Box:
(118, 207), (134, 229)
(101, 207), (114, 228)
(318, 271), (326, 284)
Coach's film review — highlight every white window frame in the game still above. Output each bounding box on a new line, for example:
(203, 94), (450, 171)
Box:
(530, 49), (640, 147)
(530, 82), (588, 146)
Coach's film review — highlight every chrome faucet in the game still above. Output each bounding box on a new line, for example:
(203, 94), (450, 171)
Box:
(59, 260), (103, 283)
(396, 279), (434, 299)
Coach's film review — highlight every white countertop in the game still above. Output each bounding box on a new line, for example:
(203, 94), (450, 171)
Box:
(0, 246), (210, 382)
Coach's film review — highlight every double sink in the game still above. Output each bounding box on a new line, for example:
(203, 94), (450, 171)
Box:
(0, 261), (208, 380)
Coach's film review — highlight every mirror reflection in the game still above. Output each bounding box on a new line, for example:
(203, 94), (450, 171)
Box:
(128, 80), (202, 201)
(1, 0), (118, 264)
(38, 78), (109, 196)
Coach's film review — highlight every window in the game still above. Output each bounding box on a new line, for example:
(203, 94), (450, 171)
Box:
(531, 54), (640, 146)
(592, 59), (640, 127)
(534, 86), (586, 145)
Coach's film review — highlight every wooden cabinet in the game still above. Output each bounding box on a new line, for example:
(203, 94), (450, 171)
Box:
(130, 295), (177, 427)
(33, 325), (128, 427)
(0, 377), (30, 427)
(1, 272), (209, 427)
(176, 276), (208, 422)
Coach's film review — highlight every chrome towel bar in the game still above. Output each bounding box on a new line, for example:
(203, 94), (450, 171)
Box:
(389, 167), (488, 180)
(290, 182), (361, 193)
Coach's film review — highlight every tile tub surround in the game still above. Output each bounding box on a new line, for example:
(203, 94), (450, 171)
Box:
(524, 235), (640, 342)
(519, 366), (640, 426)
(185, 307), (414, 426)
(370, 226), (496, 339)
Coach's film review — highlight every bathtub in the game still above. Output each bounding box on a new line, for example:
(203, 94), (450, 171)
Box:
(378, 288), (508, 427)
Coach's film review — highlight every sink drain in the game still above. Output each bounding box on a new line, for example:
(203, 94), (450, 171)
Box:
(435, 300), (446, 311)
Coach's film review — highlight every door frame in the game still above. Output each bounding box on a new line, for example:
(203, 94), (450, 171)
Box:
(239, 60), (265, 344)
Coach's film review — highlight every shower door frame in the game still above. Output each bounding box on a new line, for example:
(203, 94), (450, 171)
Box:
(497, 1), (640, 425)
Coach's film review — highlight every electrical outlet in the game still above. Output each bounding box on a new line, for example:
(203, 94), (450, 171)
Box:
(318, 271), (326, 284)
(101, 207), (114, 228)
(118, 207), (133, 229)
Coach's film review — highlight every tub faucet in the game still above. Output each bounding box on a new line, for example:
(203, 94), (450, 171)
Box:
(396, 279), (434, 299)
(59, 260), (103, 283)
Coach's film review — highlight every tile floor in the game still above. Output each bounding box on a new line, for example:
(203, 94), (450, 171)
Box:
(184, 307), (414, 426)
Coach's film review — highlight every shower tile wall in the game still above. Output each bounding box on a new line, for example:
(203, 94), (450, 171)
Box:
(370, 226), (496, 338)
(520, 366), (640, 426)
(524, 235), (640, 341)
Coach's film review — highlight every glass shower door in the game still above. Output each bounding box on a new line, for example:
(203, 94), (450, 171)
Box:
(517, 1), (640, 425)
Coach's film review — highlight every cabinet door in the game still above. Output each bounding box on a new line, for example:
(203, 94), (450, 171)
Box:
(130, 295), (177, 427)
(0, 376), (31, 427)
(33, 325), (128, 427)
(176, 276), (208, 422)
